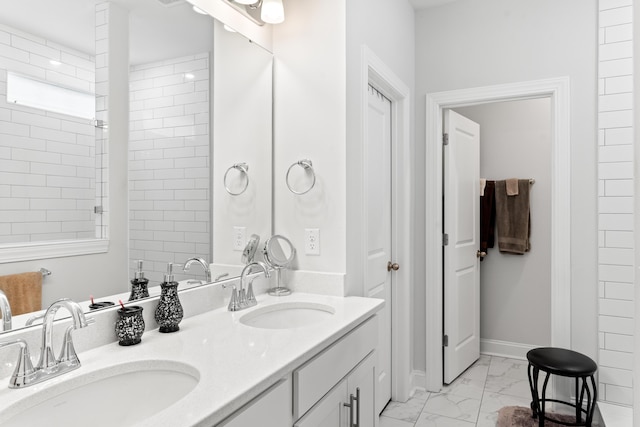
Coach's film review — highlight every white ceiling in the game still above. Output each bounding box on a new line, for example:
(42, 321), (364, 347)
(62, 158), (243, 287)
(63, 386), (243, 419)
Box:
(408, 0), (459, 10)
(1, 0), (213, 65)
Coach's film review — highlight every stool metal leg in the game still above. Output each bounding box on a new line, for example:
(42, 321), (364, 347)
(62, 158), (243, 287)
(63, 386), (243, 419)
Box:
(586, 374), (597, 427)
(575, 377), (581, 423)
(540, 372), (551, 427)
(528, 363), (540, 419)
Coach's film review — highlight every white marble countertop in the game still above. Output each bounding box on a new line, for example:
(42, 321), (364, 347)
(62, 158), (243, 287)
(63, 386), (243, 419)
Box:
(0, 292), (383, 427)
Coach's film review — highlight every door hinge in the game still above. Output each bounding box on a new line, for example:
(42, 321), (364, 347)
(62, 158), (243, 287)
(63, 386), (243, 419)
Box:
(443, 233), (449, 246)
(443, 334), (449, 347)
(443, 133), (449, 145)
(94, 206), (104, 214)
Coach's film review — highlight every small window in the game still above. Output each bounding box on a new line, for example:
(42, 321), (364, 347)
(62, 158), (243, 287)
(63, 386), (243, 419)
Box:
(6, 72), (95, 120)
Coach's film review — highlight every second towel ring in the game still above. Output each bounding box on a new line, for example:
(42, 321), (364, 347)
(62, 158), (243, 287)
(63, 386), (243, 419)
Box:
(286, 159), (316, 195)
(224, 163), (249, 196)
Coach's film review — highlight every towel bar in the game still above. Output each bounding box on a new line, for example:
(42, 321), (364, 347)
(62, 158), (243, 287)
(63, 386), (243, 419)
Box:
(40, 268), (51, 277)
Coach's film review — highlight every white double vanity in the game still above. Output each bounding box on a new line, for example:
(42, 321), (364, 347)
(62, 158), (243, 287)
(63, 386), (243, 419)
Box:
(0, 284), (383, 427)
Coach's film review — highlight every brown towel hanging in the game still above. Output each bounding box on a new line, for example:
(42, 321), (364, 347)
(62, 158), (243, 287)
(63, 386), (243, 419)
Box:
(495, 179), (531, 254)
(0, 272), (42, 315)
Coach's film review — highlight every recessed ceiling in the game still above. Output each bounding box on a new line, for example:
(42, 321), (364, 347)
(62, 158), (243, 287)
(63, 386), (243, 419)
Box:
(408, 0), (460, 10)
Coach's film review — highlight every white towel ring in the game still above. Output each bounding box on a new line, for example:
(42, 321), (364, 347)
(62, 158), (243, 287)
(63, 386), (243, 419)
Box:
(286, 159), (316, 195)
(224, 163), (249, 196)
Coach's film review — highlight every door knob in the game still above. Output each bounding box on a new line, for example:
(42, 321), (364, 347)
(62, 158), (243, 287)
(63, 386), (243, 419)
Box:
(387, 262), (400, 272)
(476, 250), (487, 258)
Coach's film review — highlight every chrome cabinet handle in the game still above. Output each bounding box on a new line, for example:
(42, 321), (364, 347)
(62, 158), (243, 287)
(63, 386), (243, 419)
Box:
(343, 393), (355, 426)
(343, 388), (360, 427)
(354, 387), (360, 427)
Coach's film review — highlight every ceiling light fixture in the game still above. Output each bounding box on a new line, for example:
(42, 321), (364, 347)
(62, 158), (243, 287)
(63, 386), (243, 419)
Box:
(260, 0), (284, 24)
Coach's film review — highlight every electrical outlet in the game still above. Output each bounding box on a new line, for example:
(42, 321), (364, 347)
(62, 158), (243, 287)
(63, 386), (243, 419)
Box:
(305, 228), (320, 255)
(233, 226), (246, 251)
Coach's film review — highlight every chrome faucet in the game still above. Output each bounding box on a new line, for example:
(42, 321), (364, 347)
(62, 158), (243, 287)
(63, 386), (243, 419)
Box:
(183, 257), (211, 282)
(221, 262), (271, 312)
(242, 261), (271, 308)
(37, 299), (93, 371)
(0, 298), (94, 388)
(0, 290), (12, 332)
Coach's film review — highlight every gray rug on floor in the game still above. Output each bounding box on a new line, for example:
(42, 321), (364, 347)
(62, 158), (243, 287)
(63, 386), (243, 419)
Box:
(497, 406), (576, 427)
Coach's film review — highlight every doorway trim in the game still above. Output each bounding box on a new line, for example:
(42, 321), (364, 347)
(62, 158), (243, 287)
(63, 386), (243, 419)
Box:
(424, 77), (571, 392)
(361, 45), (412, 402)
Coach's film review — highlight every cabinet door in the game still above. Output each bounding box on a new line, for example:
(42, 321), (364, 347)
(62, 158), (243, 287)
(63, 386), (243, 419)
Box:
(347, 352), (376, 427)
(294, 381), (348, 427)
(219, 377), (292, 427)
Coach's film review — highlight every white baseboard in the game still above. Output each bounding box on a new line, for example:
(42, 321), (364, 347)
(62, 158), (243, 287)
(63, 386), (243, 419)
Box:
(410, 370), (427, 395)
(480, 338), (539, 360)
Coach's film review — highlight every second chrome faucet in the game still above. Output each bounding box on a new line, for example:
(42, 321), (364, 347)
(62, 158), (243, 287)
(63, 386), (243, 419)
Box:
(224, 262), (271, 312)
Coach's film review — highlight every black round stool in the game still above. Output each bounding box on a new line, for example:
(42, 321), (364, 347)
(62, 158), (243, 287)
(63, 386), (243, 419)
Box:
(526, 347), (597, 427)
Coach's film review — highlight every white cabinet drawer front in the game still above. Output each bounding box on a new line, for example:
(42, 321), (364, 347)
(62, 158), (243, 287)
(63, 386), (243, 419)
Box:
(294, 316), (377, 419)
(294, 381), (348, 427)
(218, 376), (292, 427)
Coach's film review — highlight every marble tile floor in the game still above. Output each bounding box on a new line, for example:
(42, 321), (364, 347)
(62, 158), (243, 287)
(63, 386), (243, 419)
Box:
(379, 355), (537, 427)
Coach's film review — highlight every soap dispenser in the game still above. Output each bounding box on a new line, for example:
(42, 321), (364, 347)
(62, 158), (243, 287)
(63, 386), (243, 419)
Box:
(154, 263), (183, 333)
(128, 260), (150, 302)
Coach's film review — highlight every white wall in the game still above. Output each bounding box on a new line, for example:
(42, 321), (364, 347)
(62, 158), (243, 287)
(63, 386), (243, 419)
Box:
(414, 0), (598, 372)
(455, 98), (552, 350)
(598, 0), (635, 408)
(272, 0), (347, 275)
(212, 20), (272, 270)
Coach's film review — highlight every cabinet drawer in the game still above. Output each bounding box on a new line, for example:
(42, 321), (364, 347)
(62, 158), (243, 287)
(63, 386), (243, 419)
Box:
(293, 316), (377, 419)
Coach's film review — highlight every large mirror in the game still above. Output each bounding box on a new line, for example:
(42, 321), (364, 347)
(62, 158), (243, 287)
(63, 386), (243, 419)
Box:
(0, 0), (273, 331)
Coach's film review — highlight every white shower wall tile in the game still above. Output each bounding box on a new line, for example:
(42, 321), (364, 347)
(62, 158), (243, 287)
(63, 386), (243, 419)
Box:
(598, 246), (634, 264)
(0, 17), (99, 244)
(598, 58), (633, 77)
(599, 298), (634, 317)
(604, 333), (634, 353)
(599, 315), (634, 335)
(604, 281), (634, 299)
(605, 23), (633, 42)
(604, 75), (633, 93)
(598, 40), (633, 61)
(599, 6), (633, 27)
(128, 53), (210, 280)
(598, 264), (634, 282)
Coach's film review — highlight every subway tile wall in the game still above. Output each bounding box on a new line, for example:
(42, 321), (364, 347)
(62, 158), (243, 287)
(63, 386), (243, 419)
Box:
(95, 2), (109, 240)
(597, 0), (634, 407)
(128, 53), (210, 284)
(0, 23), (98, 244)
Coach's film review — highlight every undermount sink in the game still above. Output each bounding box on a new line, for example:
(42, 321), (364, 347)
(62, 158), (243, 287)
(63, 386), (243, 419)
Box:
(0, 360), (199, 427)
(239, 302), (335, 329)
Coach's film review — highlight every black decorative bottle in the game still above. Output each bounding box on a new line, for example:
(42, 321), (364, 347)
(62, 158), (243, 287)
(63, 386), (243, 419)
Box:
(128, 260), (150, 301)
(155, 263), (183, 333)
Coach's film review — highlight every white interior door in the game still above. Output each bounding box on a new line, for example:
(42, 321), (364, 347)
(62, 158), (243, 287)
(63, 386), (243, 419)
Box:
(443, 109), (480, 384)
(365, 84), (392, 413)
